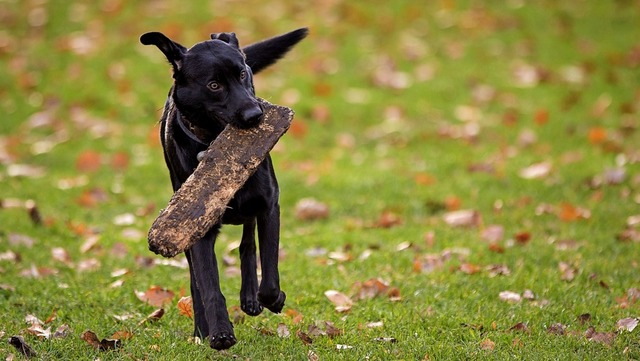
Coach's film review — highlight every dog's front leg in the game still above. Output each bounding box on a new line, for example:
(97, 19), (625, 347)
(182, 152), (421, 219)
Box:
(256, 204), (286, 313)
(185, 249), (209, 338)
(239, 219), (263, 316)
(189, 228), (236, 350)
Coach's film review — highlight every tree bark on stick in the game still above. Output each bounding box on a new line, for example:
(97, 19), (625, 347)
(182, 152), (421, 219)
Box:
(148, 99), (293, 258)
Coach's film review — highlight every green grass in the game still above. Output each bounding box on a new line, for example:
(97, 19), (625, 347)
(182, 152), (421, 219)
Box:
(1, 0), (640, 359)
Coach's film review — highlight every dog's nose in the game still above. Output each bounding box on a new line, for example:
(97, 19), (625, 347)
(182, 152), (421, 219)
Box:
(241, 105), (263, 126)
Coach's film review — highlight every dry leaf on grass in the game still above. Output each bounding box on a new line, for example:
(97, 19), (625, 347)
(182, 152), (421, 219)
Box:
(81, 330), (121, 351)
(177, 296), (193, 319)
(8, 336), (36, 358)
(324, 290), (353, 312)
(616, 317), (639, 332)
(135, 286), (175, 307)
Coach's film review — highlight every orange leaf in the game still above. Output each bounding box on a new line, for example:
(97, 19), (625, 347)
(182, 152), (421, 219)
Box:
(415, 172), (436, 185)
(534, 109), (549, 125)
(110, 152), (130, 171)
(459, 263), (482, 275)
(177, 296), (193, 319)
(588, 127), (607, 144)
(136, 286), (175, 307)
(76, 150), (102, 172)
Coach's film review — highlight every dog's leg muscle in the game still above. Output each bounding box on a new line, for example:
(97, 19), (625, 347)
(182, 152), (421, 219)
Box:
(189, 228), (236, 350)
(239, 219), (263, 316)
(256, 204), (286, 313)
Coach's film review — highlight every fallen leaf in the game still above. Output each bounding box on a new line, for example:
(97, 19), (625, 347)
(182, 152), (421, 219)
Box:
(110, 330), (133, 340)
(75, 150), (102, 172)
(479, 338), (495, 351)
(577, 313), (592, 325)
(519, 161), (552, 179)
(509, 322), (530, 333)
(324, 290), (353, 312)
(584, 326), (616, 346)
(559, 262), (578, 282)
(8, 336), (36, 358)
(53, 324), (71, 339)
(136, 286), (175, 307)
(374, 337), (397, 343)
(307, 350), (319, 361)
(138, 308), (164, 325)
(324, 321), (343, 338)
(81, 330), (121, 351)
(366, 321), (384, 328)
(547, 323), (565, 335)
(276, 323), (290, 338)
(459, 263), (482, 275)
(177, 296), (193, 319)
(295, 198), (329, 221)
(481, 225), (504, 242)
(336, 344), (353, 350)
(375, 210), (403, 228)
(296, 329), (313, 345)
(616, 317), (639, 332)
(499, 291), (522, 303)
(443, 209), (481, 228)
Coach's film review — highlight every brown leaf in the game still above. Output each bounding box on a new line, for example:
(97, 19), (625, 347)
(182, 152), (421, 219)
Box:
(559, 262), (578, 282)
(479, 338), (495, 351)
(547, 323), (566, 335)
(508, 322), (530, 333)
(443, 209), (481, 228)
(324, 321), (344, 338)
(285, 309), (303, 324)
(577, 313), (592, 325)
(481, 225), (504, 242)
(295, 198), (329, 221)
(276, 323), (290, 338)
(177, 296), (193, 319)
(499, 291), (521, 303)
(375, 210), (403, 228)
(50, 324), (70, 339)
(81, 330), (121, 351)
(135, 286), (175, 307)
(110, 330), (133, 340)
(297, 329), (313, 345)
(519, 161), (552, 179)
(616, 317), (639, 332)
(584, 326), (616, 346)
(75, 150), (102, 172)
(138, 308), (164, 325)
(459, 263), (482, 275)
(8, 336), (36, 358)
(324, 290), (353, 312)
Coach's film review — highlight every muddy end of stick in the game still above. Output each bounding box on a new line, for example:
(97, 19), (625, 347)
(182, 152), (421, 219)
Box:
(148, 99), (293, 258)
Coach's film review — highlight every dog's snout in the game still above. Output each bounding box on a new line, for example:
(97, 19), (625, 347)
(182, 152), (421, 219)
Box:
(241, 105), (263, 126)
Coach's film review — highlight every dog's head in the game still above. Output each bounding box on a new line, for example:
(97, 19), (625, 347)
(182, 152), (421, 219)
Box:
(141, 31), (262, 130)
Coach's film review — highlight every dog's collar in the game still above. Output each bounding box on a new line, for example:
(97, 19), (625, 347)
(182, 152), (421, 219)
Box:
(175, 109), (211, 147)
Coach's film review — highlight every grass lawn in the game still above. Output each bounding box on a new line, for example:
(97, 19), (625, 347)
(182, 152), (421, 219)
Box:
(1, 1), (640, 359)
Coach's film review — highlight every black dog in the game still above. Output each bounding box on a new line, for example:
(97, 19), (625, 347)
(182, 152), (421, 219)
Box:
(140, 28), (307, 350)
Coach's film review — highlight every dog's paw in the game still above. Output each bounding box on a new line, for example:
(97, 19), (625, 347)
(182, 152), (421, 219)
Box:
(241, 299), (263, 316)
(209, 332), (237, 350)
(258, 290), (286, 314)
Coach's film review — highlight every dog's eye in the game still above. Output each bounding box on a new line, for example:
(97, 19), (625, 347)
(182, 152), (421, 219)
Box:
(239, 70), (247, 80)
(207, 81), (221, 91)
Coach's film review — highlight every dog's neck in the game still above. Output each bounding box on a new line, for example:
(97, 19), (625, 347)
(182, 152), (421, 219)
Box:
(175, 109), (215, 146)
(166, 86), (221, 146)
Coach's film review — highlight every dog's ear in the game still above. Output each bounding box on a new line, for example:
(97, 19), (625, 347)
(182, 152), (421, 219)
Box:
(140, 32), (187, 72)
(242, 28), (308, 74)
(210, 32), (240, 49)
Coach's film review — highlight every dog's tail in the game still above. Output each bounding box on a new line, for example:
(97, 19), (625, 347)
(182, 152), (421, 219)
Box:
(243, 28), (309, 74)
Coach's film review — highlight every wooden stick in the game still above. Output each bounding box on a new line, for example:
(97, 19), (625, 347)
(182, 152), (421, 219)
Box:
(148, 99), (293, 258)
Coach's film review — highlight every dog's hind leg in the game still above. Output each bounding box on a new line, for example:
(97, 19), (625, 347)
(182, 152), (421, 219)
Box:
(239, 219), (263, 316)
(189, 227), (236, 350)
(256, 204), (286, 313)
